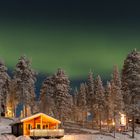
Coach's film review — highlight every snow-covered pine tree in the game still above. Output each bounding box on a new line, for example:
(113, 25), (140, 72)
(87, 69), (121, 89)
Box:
(39, 76), (56, 116)
(13, 56), (36, 117)
(77, 83), (87, 109)
(86, 71), (94, 110)
(111, 80), (124, 137)
(53, 68), (72, 121)
(112, 66), (124, 115)
(94, 75), (105, 132)
(122, 49), (140, 138)
(86, 71), (95, 126)
(72, 88), (79, 122)
(77, 83), (87, 126)
(73, 88), (78, 106)
(109, 66), (124, 137)
(112, 65), (121, 88)
(6, 80), (17, 117)
(40, 79), (49, 114)
(0, 60), (11, 119)
(105, 81), (112, 127)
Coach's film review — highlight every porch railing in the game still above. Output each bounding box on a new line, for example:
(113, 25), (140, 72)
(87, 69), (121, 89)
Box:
(30, 129), (64, 137)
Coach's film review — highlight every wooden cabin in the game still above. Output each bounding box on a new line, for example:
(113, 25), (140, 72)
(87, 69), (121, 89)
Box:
(11, 113), (64, 138)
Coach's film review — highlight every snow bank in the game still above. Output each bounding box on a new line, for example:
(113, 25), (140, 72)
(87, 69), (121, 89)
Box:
(0, 135), (31, 140)
(0, 117), (14, 125)
(0, 117), (14, 134)
(0, 125), (11, 134)
(0, 135), (16, 140)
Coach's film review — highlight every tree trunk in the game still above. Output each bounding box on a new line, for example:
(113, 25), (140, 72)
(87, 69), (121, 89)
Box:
(86, 110), (88, 128)
(24, 105), (27, 117)
(91, 108), (94, 129)
(132, 116), (135, 138)
(30, 105), (33, 115)
(106, 110), (110, 132)
(82, 111), (84, 128)
(113, 115), (116, 138)
(0, 88), (3, 122)
(0, 93), (1, 122)
(99, 112), (102, 133)
(92, 112), (94, 129)
(132, 97), (135, 139)
(14, 104), (16, 117)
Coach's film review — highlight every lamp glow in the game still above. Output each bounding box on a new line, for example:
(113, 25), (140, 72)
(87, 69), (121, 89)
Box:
(120, 113), (126, 126)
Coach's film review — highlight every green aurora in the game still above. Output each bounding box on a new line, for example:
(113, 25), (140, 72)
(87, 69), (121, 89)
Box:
(0, 21), (140, 79)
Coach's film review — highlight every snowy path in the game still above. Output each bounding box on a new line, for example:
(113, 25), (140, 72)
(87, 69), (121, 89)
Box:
(61, 134), (140, 140)
(0, 134), (140, 140)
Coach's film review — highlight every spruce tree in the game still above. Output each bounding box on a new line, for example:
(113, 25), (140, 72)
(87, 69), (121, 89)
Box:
(94, 75), (105, 132)
(105, 81), (113, 128)
(77, 83), (86, 108)
(77, 83), (87, 126)
(72, 88), (79, 122)
(111, 81), (123, 137)
(6, 80), (17, 117)
(40, 76), (55, 116)
(86, 71), (95, 110)
(112, 65), (121, 88)
(122, 49), (140, 138)
(13, 56), (36, 117)
(54, 68), (72, 121)
(111, 66), (124, 116)
(73, 88), (78, 106)
(0, 60), (11, 119)
(86, 71), (95, 127)
(108, 66), (124, 137)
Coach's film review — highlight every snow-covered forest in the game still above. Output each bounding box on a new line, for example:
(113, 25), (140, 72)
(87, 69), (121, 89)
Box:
(0, 50), (140, 139)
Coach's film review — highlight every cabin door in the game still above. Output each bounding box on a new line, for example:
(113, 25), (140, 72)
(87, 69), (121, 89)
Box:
(25, 123), (32, 135)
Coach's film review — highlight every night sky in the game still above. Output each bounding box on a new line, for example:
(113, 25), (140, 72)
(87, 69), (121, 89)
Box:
(0, 0), (140, 80)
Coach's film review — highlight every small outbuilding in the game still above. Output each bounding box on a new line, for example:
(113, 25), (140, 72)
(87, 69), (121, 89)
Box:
(11, 113), (64, 138)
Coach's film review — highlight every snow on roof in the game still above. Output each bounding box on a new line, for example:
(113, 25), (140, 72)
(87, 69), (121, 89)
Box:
(21, 113), (61, 124)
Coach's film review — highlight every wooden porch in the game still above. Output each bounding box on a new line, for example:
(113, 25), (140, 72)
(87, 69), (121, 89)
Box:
(30, 129), (64, 138)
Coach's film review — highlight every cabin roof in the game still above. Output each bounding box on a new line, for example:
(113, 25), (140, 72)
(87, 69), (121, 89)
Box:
(21, 113), (61, 124)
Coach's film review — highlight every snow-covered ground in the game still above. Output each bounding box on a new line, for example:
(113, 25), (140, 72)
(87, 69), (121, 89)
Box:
(0, 132), (140, 140)
(0, 117), (14, 134)
(61, 132), (140, 140)
(0, 134), (140, 140)
(0, 118), (140, 140)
